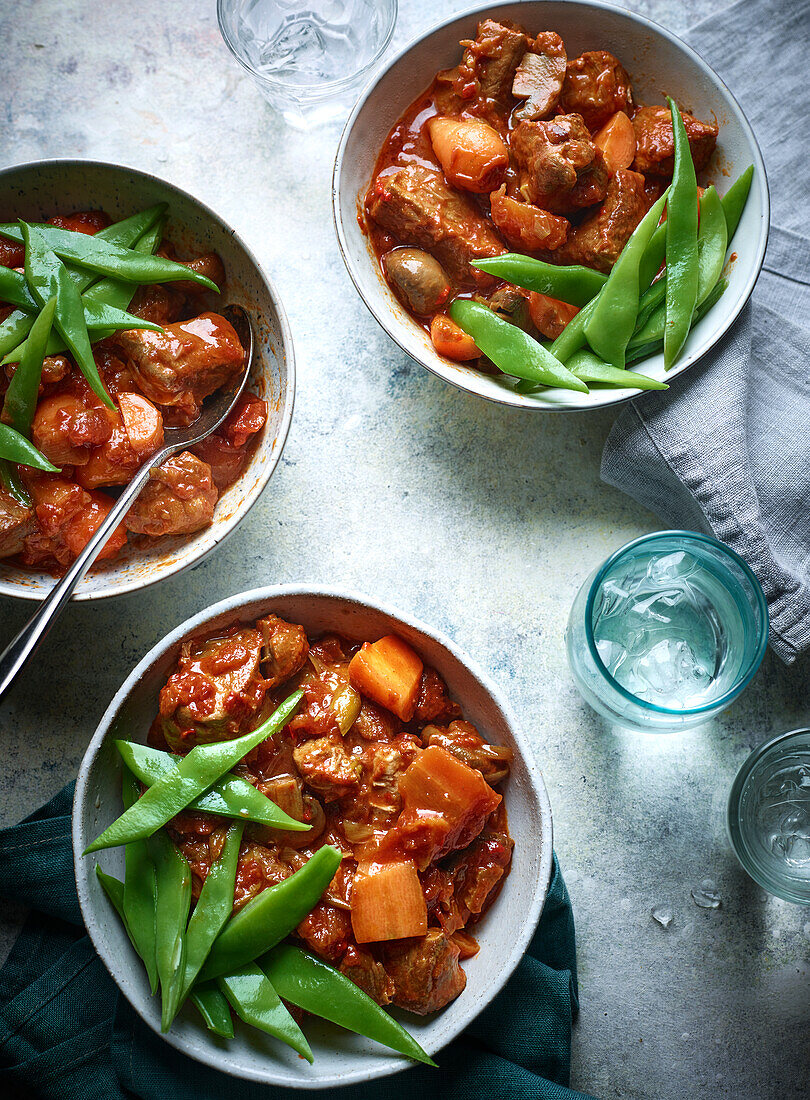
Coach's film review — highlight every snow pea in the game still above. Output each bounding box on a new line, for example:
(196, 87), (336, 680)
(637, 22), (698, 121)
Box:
(721, 165), (753, 243)
(473, 254), (607, 305)
(217, 964), (313, 1061)
(198, 844), (342, 982)
(190, 982), (234, 1038)
(261, 944), (436, 1067)
(2, 296), (56, 437)
(0, 267), (38, 311)
(21, 222), (114, 408)
(0, 423), (58, 471)
(449, 299), (588, 392)
(549, 295), (598, 363)
(84, 691), (303, 853)
(179, 821), (244, 1008)
(95, 867), (130, 932)
(0, 460), (30, 505)
(626, 279), (728, 365)
(0, 203), (167, 252)
(585, 191), (668, 368)
(567, 349), (668, 390)
(116, 740), (309, 832)
(149, 827), (192, 1032)
(664, 99), (699, 369)
(2, 222), (218, 291)
(121, 766), (159, 996)
(695, 186), (728, 306)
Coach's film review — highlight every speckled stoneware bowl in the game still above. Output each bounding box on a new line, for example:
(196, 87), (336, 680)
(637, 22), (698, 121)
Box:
(73, 586), (553, 1089)
(0, 159), (294, 600)
(333, 0), (769, 411)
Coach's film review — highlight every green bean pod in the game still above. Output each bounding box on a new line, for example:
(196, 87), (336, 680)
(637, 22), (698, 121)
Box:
(695, 186), (728, 306)
(261, 944), (436, 1067)
(218, 964), (313, 1061)
(663, 99), (700, 369)
(84, 691), (303, 853)
(626, 279), (729, 365)
(0, 423), (59, 471)
(199, 845), (342, 982)
(116, 740), (309, 832)
(567, 349), (668, 390)
(121, 766), (159, 996)
(585, 191), (668, 368)
(721, 165), (753, 243)
(473, 254), (607, 305)
(179, 821), (245, 1007)
(2, 296), (56, 437)
(95, 867), (130, 932)
(449, 299), (588, 392)
(549, 295), (598, 363)
(0, 459), (30, 505)
(190, 982), (234, 1038)
(149, 828), (192, 1032)
(0, 266), (38, 311)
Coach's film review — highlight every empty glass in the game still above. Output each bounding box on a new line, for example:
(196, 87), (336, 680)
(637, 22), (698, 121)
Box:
(728, 728), (810, 904)
(217, 0), (397, 128)
(566, 531), (769, 733)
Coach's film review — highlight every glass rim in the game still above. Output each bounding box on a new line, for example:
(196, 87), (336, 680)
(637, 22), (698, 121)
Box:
(216, 0), (398, 94)
(583, 530), (769, 716)
(726, 726), (810, 903)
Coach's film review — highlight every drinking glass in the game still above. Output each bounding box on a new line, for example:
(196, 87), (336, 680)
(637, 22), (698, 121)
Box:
(728, 728), (810, 904)
(217, 0), (398, 129)
(566, 531), (768, 733)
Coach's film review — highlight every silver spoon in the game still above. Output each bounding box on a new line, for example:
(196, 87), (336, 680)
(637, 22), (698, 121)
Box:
(0, 304), (254, 702)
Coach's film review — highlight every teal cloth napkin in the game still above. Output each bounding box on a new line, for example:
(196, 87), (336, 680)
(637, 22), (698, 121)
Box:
(0, 784), (595, 1100)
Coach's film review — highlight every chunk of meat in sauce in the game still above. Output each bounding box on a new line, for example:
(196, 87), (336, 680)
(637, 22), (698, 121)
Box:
(76, 393), (164, 490)
(557, 167), (647, 273)
(128, 283), (186, 326)
(166, 813), (226, 898)
(412, 666), (461, 724)
(257, 613), (309, 688)
(447, 813), (514, 920)
(173, 252), (226, 297)
(192, 391), (267, 491)
(512, 31), (567, 121)
(20, 475), (127, 568)
(511, 115), (610, 213)
(293, 737), (362, 802)
(158, 626), (266, 744)
(384, 928), (467, 1014)
(339, 944), (395, 1006)
(31, 384), (114, 467)
(47, 210), (111, 235)
(124, 451), (217, 537)
(632, 105), (718, 177)
(453, 19), (530, 124)
(489, 185), (569, 251)
(366, 164), (505, 285)
(0, 487), (34, 558)
(297, 901), (353, 963)
(560, 50), (633, 131)
(115, 312), (245, 422)
(5, 354), (71, 393)
(234, 841), (292, 910)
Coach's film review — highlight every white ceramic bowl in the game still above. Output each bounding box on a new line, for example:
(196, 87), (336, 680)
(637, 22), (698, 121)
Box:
(73, 586), (553, 1089)
(0, 160), (294, 600)
(333, 0), (769, 411)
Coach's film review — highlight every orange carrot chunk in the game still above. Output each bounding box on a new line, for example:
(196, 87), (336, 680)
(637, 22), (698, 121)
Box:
(349, 635), (424, 721)
(593, 110), (636, 174)
(118, 392), (164, 456)
(430, 313), (480, 361)
(351, 860), (428, 943)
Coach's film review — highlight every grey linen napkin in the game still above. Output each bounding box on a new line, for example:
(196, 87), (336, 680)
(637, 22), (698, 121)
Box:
(601, 0), (810, 663)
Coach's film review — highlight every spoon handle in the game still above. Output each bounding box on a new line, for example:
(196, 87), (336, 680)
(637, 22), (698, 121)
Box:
(0, 443), (175, 702)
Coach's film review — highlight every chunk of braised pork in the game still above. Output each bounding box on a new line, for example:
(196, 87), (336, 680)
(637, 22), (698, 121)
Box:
(632, 105), (718, 177)
(77, 393), (164, 490)
(124, 451), (217, 537)
(353, 699), (402, 742)
(115, 312), (245, 422)
(489, 185), (569, 251)
(31, 384), (114, 468)
(297, 901), (353, 963)
(412, 666), (461, 724)
(455, 19), (530, 123)
(557, 168), (647, 273)
(384, 929), (467, 1014)
(257, 613), (309, 689)
(0, 486), (34, 558)
(234, 841), (292, 911)
(422, 720), (513, 785)
(447, 810), (514, 919)
(511, 115), (609, 213)
(365, 165), (504, 285)
(193, 391), (267, 491)
(158, 626), (266, 746)
(512, 31), (567, 121)
(128, 284), (186, 326)
(560, 50), (633, 131)
(293, 737), (362, 801)
(384, 248), (452, 316)
(339, 944), (395, 1006)
(174, 252), (226, 297)
(5, 354), (70, 392)
(20, 475), (127, 568)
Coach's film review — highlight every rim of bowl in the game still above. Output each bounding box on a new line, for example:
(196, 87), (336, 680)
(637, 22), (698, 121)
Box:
(72, 584), (554, 1088)
(332, 0), (770, 412)
(216, 0), (398, 95)
(726, 726), (810, 904)
(583, 530), (770, 716)
(0, 157), (296, 602)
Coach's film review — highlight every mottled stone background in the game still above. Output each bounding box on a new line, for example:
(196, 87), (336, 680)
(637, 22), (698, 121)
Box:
(0, 1), (807, 1097)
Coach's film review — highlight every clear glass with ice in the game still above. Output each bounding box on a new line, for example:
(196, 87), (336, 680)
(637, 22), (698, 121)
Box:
(728, 728), (810, 903)
(217, 0), (397, 128)
(566, 531), (768, 732)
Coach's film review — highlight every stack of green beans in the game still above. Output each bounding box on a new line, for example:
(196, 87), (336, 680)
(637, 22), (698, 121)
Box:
(0, 204), (220, 505)
(87, 689), (434, 1067)
(455, 101), (753, 397)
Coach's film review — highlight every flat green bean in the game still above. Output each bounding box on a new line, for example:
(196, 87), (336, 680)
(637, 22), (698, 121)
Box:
(218, 965), (313, 1061)
(149, 828), (192, 1032)
(664, 99), (700, 369)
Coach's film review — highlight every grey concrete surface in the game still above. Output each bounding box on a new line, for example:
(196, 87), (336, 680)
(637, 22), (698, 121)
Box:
(0, 1), (807, 1097)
